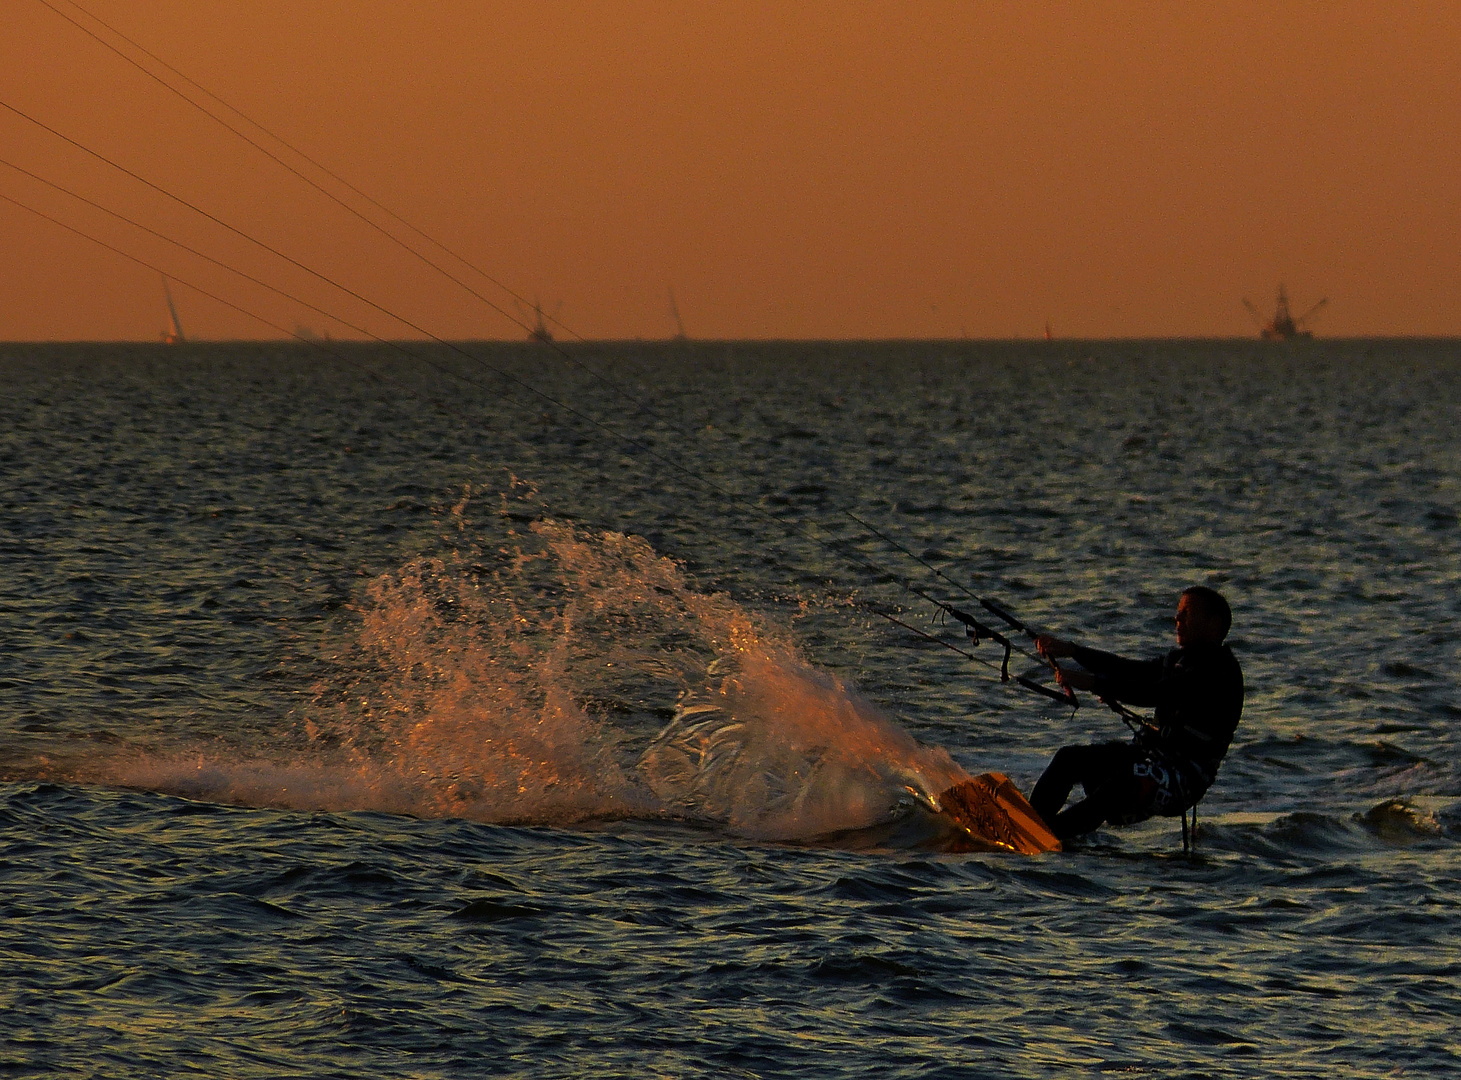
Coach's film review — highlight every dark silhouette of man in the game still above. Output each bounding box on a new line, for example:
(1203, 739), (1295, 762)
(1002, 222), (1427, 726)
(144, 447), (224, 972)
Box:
(1028, 587), (1243, 840)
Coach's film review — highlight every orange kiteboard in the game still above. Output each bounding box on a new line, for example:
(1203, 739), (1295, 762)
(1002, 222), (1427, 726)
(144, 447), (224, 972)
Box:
(934, 772), (1061, 854)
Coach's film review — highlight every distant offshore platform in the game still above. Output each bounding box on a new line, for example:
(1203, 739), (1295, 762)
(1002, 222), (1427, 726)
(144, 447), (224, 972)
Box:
(1243, 284), (1327, 341)
(524, 300), (558, 344)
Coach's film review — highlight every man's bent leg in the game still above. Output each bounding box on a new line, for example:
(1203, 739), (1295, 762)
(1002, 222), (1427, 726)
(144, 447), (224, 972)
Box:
(1051, 778), (1132, 839)
(1029, 742), (1131, 828)
(1050, 757), (1152, 840)
(1029, 746), (1085, 825)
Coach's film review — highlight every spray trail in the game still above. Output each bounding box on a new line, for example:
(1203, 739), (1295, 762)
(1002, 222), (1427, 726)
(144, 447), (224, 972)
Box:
(20, 496), (973, 843)
(303, 508), (971, 837)
(640, 650), (969, 840)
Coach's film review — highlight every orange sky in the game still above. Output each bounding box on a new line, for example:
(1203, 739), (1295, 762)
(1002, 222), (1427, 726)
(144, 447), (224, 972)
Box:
(3, 1), (1458, 340)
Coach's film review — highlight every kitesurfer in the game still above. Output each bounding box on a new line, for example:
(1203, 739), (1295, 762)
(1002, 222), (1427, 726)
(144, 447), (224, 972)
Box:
(1027, 587), (1243, 840)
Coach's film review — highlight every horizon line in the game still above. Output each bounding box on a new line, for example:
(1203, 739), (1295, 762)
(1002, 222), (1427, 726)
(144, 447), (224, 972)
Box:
(3, 335), (1460, 347)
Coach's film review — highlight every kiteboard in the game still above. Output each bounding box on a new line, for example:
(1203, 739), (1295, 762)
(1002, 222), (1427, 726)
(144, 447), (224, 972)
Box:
(932, 772), (1061, 854)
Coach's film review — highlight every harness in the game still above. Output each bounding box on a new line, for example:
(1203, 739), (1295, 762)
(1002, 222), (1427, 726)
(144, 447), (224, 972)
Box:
(1107, 699), (1207, 854)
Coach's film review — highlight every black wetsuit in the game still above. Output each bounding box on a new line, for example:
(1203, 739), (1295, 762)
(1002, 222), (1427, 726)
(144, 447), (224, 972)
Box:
(1029, 642), (1244, 839)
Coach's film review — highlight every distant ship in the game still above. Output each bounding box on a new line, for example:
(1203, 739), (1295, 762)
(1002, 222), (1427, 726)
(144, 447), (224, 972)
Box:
(523, 300), (558, 344)
(160, 275), (185, 344)
(1243, 285), (1326, 341)
(528, 301), (553, 343)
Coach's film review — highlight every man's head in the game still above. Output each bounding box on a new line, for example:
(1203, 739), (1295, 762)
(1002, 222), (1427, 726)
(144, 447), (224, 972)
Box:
(1176, 586), (1231, 647)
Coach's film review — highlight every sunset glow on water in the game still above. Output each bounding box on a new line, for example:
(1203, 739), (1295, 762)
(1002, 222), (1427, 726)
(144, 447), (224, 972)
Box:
(4, 341), (1460, 1076)
(5, 4), (1461, 1075)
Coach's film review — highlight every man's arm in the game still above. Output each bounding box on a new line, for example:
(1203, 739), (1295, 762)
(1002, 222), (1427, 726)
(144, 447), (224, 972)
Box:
(1036, 636), (1163, 705)
(1068, 647), (1164, 707)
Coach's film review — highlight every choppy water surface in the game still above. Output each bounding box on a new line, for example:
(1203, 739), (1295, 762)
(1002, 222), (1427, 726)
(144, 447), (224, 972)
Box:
(3, 339), (1459, 1077)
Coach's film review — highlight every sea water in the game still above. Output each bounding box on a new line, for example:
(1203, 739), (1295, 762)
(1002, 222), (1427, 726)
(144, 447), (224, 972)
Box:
(2, 339), (1458, 1077)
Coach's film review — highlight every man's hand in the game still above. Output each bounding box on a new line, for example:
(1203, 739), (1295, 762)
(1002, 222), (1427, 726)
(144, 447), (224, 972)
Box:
(1053, 665), (1096, 692)
(1035, 634), (1076, 660)
(1037, 635), (1093, 692)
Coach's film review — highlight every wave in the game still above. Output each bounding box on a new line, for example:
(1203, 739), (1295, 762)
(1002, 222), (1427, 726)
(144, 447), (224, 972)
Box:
(1177, 798), (1458, 859)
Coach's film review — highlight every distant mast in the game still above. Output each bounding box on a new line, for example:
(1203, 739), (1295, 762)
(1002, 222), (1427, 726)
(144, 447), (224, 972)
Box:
(161, 275), (185, 344)
(668, 287), (688, 341)
(1044, 320), (1052, 342)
